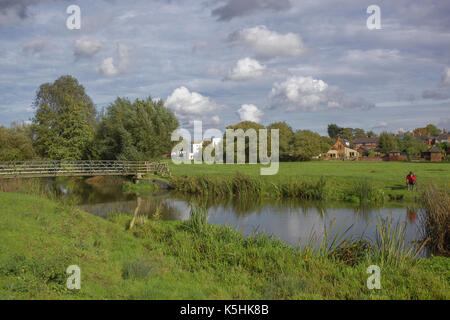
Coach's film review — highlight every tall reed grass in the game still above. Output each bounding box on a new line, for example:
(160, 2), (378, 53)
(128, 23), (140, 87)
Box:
(420, 185), (450, 256)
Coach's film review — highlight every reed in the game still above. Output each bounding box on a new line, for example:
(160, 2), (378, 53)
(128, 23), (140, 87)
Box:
(299, 218), (354, 261)
(184, 206), (209, 234)
(371, 216), (426, 267)
(419, 185), (450, 256)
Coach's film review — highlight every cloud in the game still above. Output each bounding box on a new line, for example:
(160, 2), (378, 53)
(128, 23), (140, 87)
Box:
(226, 57), (266, 81)
(22, 38), (48, 53)
(211, 0), (291, 21)
(269, 76), (375, 112)
(166, 86), (221, 122)
(372, 121), (388, 129)
(229, 25), (305, 60)
(237, 104), (263, 123)
(422, 89), (450, 100)
(97, 57), (118, 76)
(97, 42), (133, 76)
(75, 37), (103, 59)
(440, 66), (450, 86)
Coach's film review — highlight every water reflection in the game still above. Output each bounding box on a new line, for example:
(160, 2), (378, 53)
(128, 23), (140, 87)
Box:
(73, 183), (420, 247)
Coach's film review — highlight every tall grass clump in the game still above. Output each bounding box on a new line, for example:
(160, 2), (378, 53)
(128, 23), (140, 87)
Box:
(350, 179), (384, 204)
(371, 216), (426, 267)
(272, 177), (327, 200)
(420, 185), (450, 256)
(299, 218), (354, 261)
(184, 206), (209, 234)
(0, 178), (56, 199)
(172, 172), (262, 199)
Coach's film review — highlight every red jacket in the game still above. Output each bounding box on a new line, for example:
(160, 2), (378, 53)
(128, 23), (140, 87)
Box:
(406, 175), (416, 183)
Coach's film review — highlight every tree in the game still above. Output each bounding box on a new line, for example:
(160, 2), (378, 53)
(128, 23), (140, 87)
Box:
(320, 136), (334, 154)
(366, 130), (375, 138)
(94, 97), (179, 160)
(327, 124), (343, 139)
(223, 121), (265, 163)
(353, 128), (366, 139)
(399, 133), (426, 155)
(32, 75), (96, 160)
(291, 130), (322, 161)
(425, 124), (441, 136)
(267, 121), (294, 161)
(376, 132), (399, 155)
(0, 123), (35, 161)
(413, 124), (440, 137)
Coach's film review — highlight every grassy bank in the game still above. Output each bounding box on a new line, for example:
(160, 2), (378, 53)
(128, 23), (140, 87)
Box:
(168, 161), (450, 204)
(0, 192), (448, 299)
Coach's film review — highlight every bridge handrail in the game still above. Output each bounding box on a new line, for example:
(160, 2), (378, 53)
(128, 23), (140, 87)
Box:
(0, 160), (170, 178)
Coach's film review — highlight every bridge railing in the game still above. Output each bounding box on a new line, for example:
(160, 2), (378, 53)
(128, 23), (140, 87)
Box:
(0, 160), (170, 178)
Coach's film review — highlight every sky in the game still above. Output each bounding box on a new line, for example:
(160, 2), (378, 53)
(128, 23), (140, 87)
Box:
(0, 0), (449, 135)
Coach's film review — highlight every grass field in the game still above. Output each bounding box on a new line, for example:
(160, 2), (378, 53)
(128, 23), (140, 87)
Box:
(168, 161), (450, 203)
(0, 192), (448, 299)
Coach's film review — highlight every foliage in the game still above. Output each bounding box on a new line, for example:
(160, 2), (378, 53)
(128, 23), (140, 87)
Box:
(327, 123), (343, 139)
(376, 132), (399, 155)
(399, 132), (427, 155)
(0, 123), (35, 161)
(266, 121), (294, 161)
(223, 121), (265, 163)
(31, 76), (96, 160)
(420, 185), (450, 256)
(291, 130), (322, 160)
(94, 97), (179, 160)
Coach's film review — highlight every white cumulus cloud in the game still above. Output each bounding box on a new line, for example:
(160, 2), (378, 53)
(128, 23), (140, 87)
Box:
(75, 37), (103, 59)
(226, 57), (266, 81)
(269, 76), (374, 112)
(166, 86), (221, 122)
(97, 42), (133, 76)
(229, 25), (305, 60)
(237, 104), (263, 123)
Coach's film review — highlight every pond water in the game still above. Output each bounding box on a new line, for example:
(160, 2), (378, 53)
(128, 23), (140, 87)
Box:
(54, 177), (422, 248)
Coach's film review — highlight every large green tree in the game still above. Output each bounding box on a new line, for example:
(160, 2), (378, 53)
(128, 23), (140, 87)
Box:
(266, 121), (294, 161)
(291, 130), (322, 161)
(376, 132), (399, 155)
(399, 133), (427, 155)
(32, 75), (96, 160)
(327, 124), (343, 139)
(223, 121), (265, 163)
(94, 97), (179, 160)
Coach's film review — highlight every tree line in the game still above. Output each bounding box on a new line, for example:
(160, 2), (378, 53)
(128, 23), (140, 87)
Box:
(0, 75), (447, 161)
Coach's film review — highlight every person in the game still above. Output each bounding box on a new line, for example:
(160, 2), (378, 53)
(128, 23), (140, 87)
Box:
(406, 171), (417, 190)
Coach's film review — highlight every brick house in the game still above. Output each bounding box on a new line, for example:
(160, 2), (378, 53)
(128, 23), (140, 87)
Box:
(325, 137), (359, 159)
(422, 146), (443, 162)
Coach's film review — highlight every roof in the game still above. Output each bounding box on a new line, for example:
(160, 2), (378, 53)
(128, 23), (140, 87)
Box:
(436, 133), (450, 140)
(428, 146), (441, 153)
(353, 137), (379, 144)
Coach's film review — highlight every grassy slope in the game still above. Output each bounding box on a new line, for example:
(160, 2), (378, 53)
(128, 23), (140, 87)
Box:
(168, 161), (450, 200)
(0, 192), (449, 299)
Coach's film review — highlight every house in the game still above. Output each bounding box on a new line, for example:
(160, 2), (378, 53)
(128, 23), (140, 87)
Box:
(435, 131), (450, 143)
(389, 150), (405, 161)
(190, 141), (203, 160)
(422, 146), (443, 162)
(415, 136), (435, 145)
(353, 137), (379, 150)
(325, 137), (359, 159)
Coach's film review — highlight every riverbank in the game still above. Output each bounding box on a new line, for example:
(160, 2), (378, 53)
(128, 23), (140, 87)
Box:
(0, 192), (448, 299)
(168, 161), (450, 204)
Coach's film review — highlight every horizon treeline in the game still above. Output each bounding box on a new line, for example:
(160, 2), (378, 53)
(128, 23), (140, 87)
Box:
(0, 75), (448, 161)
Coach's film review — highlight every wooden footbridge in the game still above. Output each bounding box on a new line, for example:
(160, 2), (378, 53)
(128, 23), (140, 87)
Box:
(0, 160), (170, 179)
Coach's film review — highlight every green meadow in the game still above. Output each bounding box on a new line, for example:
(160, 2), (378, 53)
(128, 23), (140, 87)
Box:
(0, 192), (448, 300)
(168, 161), (450, 203)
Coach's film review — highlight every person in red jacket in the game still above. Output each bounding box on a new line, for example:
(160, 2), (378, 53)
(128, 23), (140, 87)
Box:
(406, 171), (417, 190)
